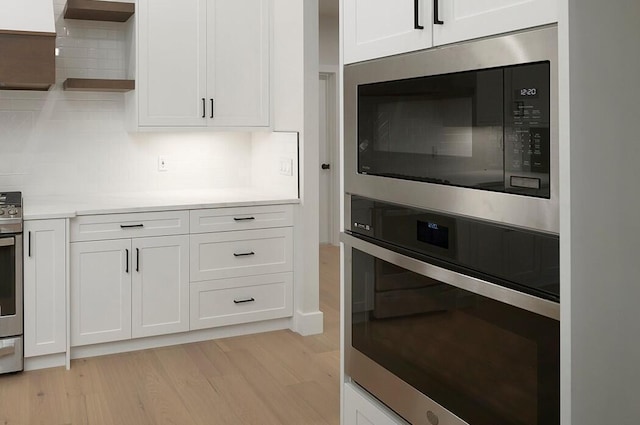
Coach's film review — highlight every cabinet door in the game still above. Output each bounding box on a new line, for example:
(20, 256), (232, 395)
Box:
(433, 0), (557, 46)
(23, 219), (66, 357)
(131, 235), (189, 338)
(137, 0), (207, 126)
(71, 240), (132, 346)
(206, 0), (270, 127)
(343, 0), (433, 64)
(344, 383), (407, 425)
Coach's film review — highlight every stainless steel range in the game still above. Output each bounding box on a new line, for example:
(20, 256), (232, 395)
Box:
(0, 192), (24, 374)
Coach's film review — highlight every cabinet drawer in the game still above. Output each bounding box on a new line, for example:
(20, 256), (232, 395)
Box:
(190, 204), (293, 233)
(190, 273), (293, 329)
(70, 210), (189, 242)
(190, 227), (293, 281)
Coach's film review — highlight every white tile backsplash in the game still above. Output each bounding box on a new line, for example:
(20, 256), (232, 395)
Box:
(0, 0), (298, 200)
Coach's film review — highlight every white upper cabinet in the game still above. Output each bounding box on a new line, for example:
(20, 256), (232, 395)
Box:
(343, 0), (557, 64)
(135, 0), (270, 128)
(432, 0), (557, 46)
(343, 0), (433, 64)
(137, 0), (206, 127)
(206, 0), (270, 127)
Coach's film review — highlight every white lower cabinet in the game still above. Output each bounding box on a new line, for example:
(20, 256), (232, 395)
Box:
(67, 204), (293, 351)
(23, 219), (67, 358)
(71, 239), (132, 346)
(189, 205), (294, 330)
(190, 272), (293, 329)
(132, 236), (189, 338)
(71, 235), (189, 346)
(344, 383), (407, 425)
(190, 227), (293, 281)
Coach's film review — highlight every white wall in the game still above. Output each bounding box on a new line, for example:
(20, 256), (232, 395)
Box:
(0, 0), (296, 200)
(273, 0), (323, 335)
(560, 1), (640, 424)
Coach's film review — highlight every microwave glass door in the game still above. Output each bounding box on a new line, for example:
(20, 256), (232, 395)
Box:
(357, 62), (550, 197)
(351, 247), (560, 425)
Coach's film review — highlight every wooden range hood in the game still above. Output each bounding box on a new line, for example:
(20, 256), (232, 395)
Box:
(0, 30), (56, 90)
(0, 0), (56, 90)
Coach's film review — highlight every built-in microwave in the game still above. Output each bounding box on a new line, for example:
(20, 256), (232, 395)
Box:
(344, 26), (558, 234)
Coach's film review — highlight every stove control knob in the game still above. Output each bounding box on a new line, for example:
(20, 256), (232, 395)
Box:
(0, 209), (4, 216)
(8, 208), (18, 215)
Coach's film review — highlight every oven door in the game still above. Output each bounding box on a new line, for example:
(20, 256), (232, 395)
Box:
(342, 232), (559, 425)
(0, 234), (22, 337)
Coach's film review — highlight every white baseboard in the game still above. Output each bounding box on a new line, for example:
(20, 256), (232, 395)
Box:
(24, 353), (66, 371)
(71, 317), (292, 361)
(293, 310), (324, 336)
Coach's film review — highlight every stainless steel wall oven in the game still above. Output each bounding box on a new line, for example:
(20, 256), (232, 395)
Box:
(343, 195), (560, 425)
(343, 25), (560, 425)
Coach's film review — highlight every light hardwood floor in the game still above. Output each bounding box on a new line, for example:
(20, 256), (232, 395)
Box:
(0, 245), (341, 425)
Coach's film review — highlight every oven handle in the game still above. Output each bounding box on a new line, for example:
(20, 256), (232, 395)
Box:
(341, 232), (559, 321)
(0, 237), (15, 247)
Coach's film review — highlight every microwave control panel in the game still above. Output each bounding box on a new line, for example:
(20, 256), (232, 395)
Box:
(504, 62), (551, 198)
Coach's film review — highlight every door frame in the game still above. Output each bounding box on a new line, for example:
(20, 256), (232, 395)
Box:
(319, 67), (340, 246)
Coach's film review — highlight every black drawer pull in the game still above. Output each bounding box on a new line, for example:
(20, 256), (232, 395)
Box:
(233, 217), (256, 222)
(120, 224), (144, 229)
(233, 297), (255, 304)
(233, 251), (255, 257)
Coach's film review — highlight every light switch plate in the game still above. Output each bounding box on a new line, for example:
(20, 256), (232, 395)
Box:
(158, 156), (168, 171)
(279, 157), (293, 176)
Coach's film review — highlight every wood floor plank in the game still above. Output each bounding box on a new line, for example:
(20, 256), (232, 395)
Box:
(0, 245), (341, 425)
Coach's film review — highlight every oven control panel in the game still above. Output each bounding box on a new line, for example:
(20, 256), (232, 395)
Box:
(0, 192), (23, 233)
(503, 62), (551, 198)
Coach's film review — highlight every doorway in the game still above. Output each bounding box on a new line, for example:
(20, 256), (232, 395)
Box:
(319, 71), (339, 245)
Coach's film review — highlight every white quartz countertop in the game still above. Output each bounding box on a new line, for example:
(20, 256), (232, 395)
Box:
(23, 188), (299, 220)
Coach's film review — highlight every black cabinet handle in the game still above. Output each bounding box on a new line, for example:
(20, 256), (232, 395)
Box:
(202, 98), (206, 118)
(210, 99), (214, 119)
(136, 248), (140, 272)
(28, 231), (32, 257)
(233, 217), (255, 222)
(125, 249), (129, 273)
(321, 163), (331, 170)
(414, 0), (424, 29)
(433, 0), (444, 24)
(233, 251), (255, 257)
(120, 224), (144, 229)
(233, 297), (255, 304)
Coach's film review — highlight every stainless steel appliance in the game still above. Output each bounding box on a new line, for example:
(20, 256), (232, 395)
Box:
(344, 26), (558, 233)
(343, 195), (560, 425)
(0, 191), (23, 374)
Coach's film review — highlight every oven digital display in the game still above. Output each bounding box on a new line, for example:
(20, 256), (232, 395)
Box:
(417, 221), (449, 249)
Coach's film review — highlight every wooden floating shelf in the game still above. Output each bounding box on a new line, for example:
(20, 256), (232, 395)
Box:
(63, 78), (135, 92)
(64, 0), (135, 22)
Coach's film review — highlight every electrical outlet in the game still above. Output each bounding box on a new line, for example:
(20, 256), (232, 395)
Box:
(158, 156), (168, 171)
(279, 157), (293, 176)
